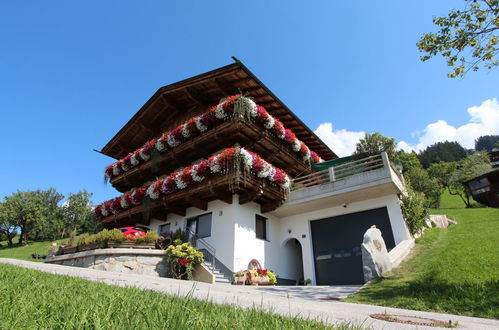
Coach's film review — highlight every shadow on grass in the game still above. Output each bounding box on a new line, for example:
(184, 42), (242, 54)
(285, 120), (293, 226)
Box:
(352, 273), (499, 319)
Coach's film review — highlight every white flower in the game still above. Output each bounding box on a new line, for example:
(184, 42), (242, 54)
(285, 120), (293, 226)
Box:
(263, 116), (275, 129)
(245, 98), (258, 118)
(181, 123), (191, 138)
(155, 139), (167, 152)
(195, 116), (208, 132)
(257, 162), (273, 179)
(240, 149), (253, 170)
(139, 150), (150, 161)
(281, 176), (291, 190)
(175, 174), (187, 190)
(130, 154), (139, 166)
(120, 197), (129, 209)
(292, 139), (302, 152)
(121, 162), (130, 172)
(191, 165), (205, 182)
(215, 104), (227, 119)
(146, 184), (159, 200)
(112, 163), (120, 176)
(167, 133), (180, 147)
(101, 206), (109, 217)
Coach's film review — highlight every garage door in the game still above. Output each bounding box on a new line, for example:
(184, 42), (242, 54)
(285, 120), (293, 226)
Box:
(311, 207), (395, 285)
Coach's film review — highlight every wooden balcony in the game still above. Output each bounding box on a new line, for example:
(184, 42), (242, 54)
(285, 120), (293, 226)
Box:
(110, 116), (313, 193)
(100, 169), (287, 228)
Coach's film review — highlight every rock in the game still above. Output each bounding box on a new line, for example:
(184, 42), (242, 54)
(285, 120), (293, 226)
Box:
(361, 226), (392, 282)
(137, 256), (164, 265)
(429, 215), (453, 228)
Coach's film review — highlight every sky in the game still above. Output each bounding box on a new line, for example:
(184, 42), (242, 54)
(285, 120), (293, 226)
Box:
(0, 1), (498, 205)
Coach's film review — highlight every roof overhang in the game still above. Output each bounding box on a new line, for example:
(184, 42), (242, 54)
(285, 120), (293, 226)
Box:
(101, 57), (337, 161)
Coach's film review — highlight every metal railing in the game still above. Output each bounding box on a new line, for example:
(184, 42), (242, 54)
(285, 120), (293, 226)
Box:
(187, 229), (217, 273)
(292, 154), (385, 191)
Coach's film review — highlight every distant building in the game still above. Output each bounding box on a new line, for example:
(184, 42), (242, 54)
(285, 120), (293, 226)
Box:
(464, 149), (499, 208)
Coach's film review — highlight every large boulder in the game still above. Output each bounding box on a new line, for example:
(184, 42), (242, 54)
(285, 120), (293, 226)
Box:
(361, 226), (392, 282)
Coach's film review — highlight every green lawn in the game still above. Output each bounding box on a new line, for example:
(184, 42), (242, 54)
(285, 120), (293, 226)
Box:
(0, 237), (67, 262)
(0, 264), (359, 329)
(345, 204), (499, 319)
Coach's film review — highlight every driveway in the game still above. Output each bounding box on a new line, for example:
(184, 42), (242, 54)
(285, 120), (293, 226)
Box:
(1, 258), (498, 330)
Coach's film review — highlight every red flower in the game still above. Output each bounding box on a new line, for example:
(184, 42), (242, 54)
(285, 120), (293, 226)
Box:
(131, 187), (146, 205)
(178, 258), (191, 266)
(257, 269), (268, 276)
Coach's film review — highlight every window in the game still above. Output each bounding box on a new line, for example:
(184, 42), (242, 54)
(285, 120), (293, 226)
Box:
(255, 215), (267, 240)
(187, 213), (212, 238)
(159, 223), (171, 235)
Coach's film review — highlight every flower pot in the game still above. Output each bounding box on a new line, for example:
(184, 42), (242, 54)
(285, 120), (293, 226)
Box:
(233, 274), (247, 285)
(258, 275), (271, 286)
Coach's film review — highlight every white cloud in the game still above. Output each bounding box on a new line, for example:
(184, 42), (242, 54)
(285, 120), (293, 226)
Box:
(314, 123), (365, 157)
(399, 98), (499, 152)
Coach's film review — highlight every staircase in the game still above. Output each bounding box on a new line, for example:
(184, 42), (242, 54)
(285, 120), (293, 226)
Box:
(187, 229), (232, 284)
(204, 261), (231, 284)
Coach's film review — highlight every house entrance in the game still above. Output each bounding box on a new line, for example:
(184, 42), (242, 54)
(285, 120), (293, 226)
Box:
(310, 207), (395, 285)
(283, 238), (304, 285)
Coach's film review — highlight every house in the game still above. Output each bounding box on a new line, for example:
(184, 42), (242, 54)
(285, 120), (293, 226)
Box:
(94, 58), (413, 285)
(464, 149), (499, 208)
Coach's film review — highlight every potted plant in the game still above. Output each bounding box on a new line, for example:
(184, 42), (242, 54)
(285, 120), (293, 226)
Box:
(233, 271), (247, 285)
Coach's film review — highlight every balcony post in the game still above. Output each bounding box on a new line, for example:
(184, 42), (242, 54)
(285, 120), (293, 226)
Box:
(381, 151), (391, 175)
(329, 166), (336, 182)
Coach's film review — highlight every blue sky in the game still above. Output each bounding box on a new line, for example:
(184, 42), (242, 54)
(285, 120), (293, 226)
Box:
(1, 1), (497, 204)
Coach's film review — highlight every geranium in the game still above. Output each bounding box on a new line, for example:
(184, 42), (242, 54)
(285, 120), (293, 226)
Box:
(139, 140), (156, 161)
(146, 179), (162, 199)
(177, 257), (191, 266)
(131, 187), (146, 205)
(257, 268), (268, 276)
(130, 153), (140, 166)
(120, 193), (132, 209)
(111, 198), (123, 214)
(104, 165), (113, 178)
(161, 174), (177, 195)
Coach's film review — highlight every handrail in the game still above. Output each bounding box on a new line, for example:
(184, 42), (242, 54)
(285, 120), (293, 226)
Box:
(292, 153), (386, 191)
(186, 229), (217, 273)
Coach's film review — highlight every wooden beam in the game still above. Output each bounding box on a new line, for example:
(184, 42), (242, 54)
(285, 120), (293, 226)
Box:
(164, 203), (186, 216)
(239, 188), (263, 205)
(261, 200), (281, 213)
(186, 196), (208, 211)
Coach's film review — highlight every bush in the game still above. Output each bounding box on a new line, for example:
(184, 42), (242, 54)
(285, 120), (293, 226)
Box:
(400, 189), (428, 236)
(164, 242), (203, 280)
(144, 231), (159, 243)
(267, 270), (277, 285)
(171, 228), (188, 243)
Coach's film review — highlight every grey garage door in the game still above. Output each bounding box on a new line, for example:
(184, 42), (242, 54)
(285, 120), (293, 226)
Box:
(311, 207), (395, 285)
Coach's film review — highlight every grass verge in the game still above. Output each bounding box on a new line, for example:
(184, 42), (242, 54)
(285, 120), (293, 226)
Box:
(0, 238), (66, 262)
(345, 206), (499, 319)
(0, 264), (361, 329)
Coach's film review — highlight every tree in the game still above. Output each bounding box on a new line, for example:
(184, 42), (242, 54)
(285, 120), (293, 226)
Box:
(418, 141), (467, 168)
(0, 202), (18, 246)
(417, 0), (499, 78)
(404, 167), (443, 208)
(395, 151), (422, 174)
(1, 189), (63, 244)
(475, 134), (499, 151)
(353, 132), (396, 160)
(428, 161), (458, 188)
(61, 190), (100, 238)
(449, 152), (492, 207)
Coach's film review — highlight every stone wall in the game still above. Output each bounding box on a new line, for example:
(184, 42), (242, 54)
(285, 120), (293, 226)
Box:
(46, 248), (169, 277)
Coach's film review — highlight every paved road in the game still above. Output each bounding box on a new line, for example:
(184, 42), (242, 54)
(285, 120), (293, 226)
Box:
(1, 258), (498, 330)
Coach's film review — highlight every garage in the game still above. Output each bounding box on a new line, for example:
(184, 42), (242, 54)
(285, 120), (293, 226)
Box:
(310, 207), (395, 285)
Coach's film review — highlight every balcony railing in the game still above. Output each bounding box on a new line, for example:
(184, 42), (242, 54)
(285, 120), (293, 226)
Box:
(292, 154), (386, 191)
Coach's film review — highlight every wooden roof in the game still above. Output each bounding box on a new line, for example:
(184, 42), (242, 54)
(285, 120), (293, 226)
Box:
(100, 58), (337, 161)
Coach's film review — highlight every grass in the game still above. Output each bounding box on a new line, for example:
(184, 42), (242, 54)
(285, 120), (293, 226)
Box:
(0, 264), (361, 329)
(0, 237), (67, 262)
(345, 194), (499, 319)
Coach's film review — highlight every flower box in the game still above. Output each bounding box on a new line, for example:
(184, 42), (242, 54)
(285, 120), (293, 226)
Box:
(233, 273), (247, 285)
(61, 246), (77, 254)
(106, 241), (156, 249)
(77, 242), (105, 252)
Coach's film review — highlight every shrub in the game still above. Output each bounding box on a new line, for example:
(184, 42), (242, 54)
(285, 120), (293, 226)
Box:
(400, 188), (428, 236)
(164, 242), (203, 280)
(171, 228), (188, 243)
(134, 236), (145, 243)
(267, 270), (277, 285)
(144, 231), (159, 243)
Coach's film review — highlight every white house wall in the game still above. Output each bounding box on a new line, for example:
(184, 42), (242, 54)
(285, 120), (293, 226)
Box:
(148, 198), (236, 272)
(146, 193), (411, 286)
(276, 194), (411, 285)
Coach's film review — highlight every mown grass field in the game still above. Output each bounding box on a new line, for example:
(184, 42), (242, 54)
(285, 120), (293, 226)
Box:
(345, 191), (499, 319)
(0, 264), (360, 329)
(0, 237), (66, 262)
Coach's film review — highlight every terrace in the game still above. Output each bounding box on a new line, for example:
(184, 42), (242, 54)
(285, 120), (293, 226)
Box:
(273, 152), (406, 217)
